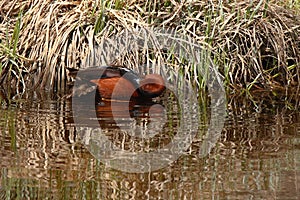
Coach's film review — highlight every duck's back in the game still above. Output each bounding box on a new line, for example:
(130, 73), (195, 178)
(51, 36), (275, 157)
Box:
(91, 66), (141, 100)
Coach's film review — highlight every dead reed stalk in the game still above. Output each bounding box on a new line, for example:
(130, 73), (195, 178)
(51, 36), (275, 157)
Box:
(0, 0), (299, 96)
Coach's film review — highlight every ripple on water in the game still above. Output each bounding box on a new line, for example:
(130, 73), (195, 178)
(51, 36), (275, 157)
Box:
(0, 95), (299, 199)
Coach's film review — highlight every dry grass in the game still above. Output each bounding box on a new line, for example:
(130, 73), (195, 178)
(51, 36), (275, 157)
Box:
(0, 0), (299, 97)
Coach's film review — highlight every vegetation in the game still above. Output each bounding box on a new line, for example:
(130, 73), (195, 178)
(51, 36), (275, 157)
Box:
(0, 0), (299, 97)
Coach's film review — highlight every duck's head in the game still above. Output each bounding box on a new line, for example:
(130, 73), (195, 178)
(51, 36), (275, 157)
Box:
(138, 74), (166, 98)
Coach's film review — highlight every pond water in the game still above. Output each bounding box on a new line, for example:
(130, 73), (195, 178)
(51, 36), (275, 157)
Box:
(0, 90), (299, 199)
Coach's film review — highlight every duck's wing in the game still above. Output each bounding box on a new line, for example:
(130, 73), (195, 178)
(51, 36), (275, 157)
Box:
(117, 67), (141, 89)
(69, 66), (142, 97)
(99, 66), (141, 91)
(68, 66), (114, 81)
(68, 66), (110, 97)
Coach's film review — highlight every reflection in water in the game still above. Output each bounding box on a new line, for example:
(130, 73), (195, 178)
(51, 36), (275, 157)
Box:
(95, 99), (171, 150)
(76, 95), (191, 173)
(0, 93), (299, 199)
(96, 99), (166, 134)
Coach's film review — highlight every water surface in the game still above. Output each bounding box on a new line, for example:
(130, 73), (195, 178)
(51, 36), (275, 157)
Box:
(0, 92), (299, 199)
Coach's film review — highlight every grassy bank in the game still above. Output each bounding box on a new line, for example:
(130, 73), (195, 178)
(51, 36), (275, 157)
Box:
(0, 0), (299, 97)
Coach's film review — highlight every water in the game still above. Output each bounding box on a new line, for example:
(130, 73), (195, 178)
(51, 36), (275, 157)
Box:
(0, 92), (299, 199)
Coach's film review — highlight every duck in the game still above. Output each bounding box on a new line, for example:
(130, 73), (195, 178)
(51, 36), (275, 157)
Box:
(89, 66), (165, 100)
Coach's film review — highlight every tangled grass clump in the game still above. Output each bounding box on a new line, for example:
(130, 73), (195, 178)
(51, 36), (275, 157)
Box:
(0, 0), (299, 98)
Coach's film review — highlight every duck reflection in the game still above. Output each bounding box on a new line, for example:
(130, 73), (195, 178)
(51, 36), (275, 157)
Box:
(95, 99), (166, 135)
(93, 98), (170, 151)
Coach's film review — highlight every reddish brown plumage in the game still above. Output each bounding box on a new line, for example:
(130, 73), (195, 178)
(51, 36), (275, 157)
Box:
(90, 77), (140, 99)
(90, 67), (165, 100)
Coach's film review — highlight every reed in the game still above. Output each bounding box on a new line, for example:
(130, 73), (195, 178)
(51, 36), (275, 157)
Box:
(0, 10), (26, 94)
(0, 0), (299, 97)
